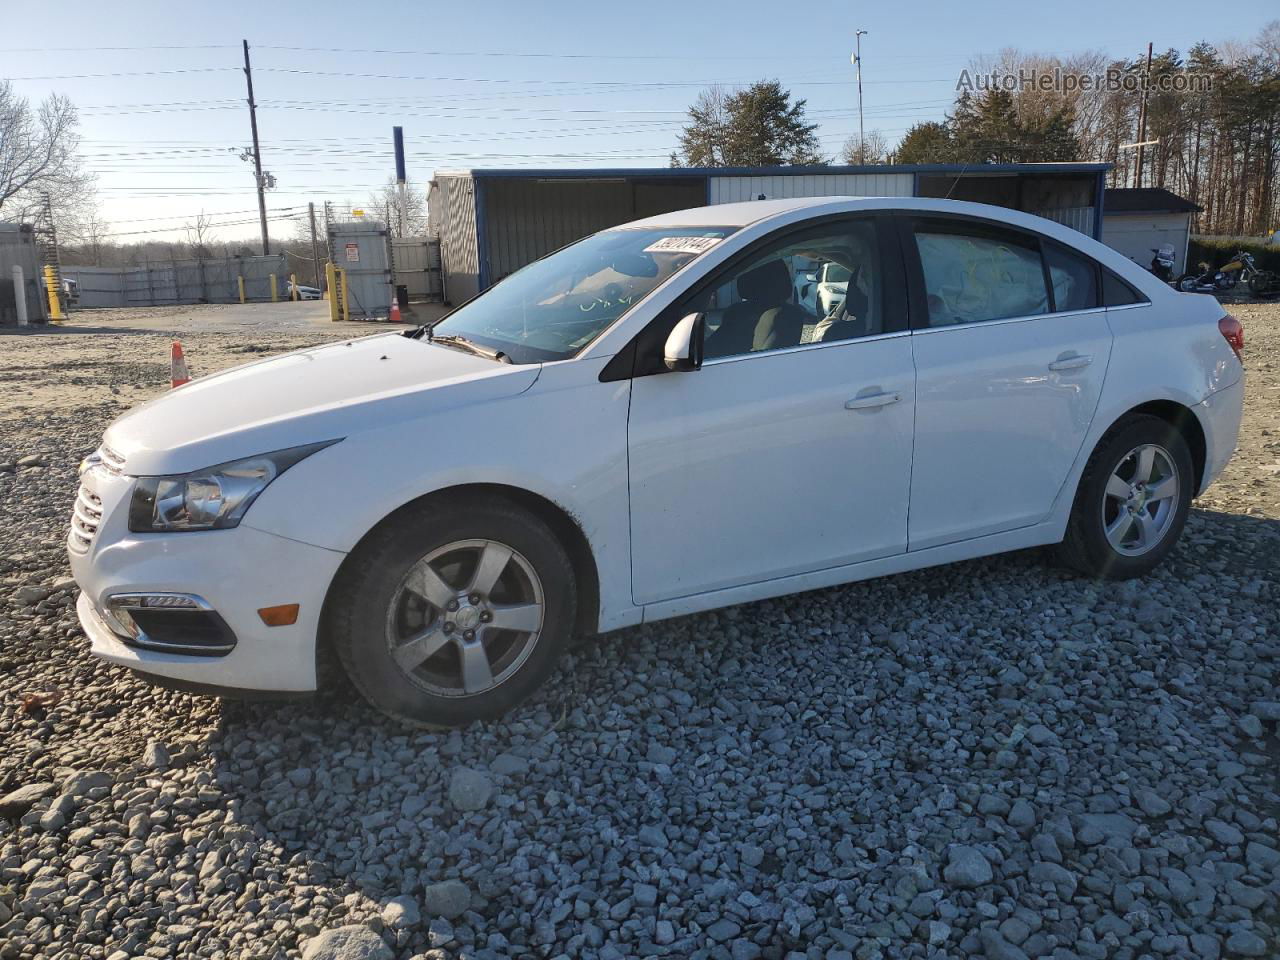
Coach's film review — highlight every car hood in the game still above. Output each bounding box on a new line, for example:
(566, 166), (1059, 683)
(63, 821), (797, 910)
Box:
(103, 333), (540, 475)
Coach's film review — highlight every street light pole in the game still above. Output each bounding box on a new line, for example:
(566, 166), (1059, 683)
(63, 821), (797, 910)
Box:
(853, 30), (868, 164)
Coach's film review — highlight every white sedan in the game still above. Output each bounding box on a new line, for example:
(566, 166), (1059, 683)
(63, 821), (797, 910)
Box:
(68, 197), (1245, 726)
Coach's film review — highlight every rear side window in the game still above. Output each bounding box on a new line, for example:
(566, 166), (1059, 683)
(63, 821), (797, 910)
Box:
(1102, 270), (1147, 306)
(1044, 242), (1099, 311)
(912, 221), (1049, 326)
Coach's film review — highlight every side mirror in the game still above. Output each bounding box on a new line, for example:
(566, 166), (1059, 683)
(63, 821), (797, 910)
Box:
(663, 312), (704, 372)
(803, 272), (819, 283)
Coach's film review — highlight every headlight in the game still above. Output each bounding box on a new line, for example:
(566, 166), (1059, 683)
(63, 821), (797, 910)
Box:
(128, 441), (337, 533)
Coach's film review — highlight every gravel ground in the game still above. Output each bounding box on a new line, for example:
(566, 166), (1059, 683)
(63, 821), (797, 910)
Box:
(0, 303), (1277, 960)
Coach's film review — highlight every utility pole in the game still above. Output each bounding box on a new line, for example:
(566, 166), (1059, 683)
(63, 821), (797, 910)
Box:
(308, 202), (321, 287)
(242, 39), (269, 255)
(853, 30), (868, 164)
(1134, 42), (1154, 189)
(393, 126), (408, 239)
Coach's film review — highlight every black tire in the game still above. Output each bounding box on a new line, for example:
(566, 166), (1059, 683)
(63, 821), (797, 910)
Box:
(324, 494), (577, 727)
(1175, 274), (1200, 293)
(1056, 415), (1194, 580)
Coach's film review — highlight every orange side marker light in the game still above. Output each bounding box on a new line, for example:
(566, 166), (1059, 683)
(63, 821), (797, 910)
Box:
(258, 604), (300, 627)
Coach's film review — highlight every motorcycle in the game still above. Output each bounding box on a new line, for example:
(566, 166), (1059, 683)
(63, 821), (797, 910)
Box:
(1219, 251), (1279, 297)
(1176, 262), (1234, 293)
(1149, 244), (1176, 283)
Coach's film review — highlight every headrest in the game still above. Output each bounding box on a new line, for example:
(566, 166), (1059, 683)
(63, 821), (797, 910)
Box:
(737, 259), (791, 305)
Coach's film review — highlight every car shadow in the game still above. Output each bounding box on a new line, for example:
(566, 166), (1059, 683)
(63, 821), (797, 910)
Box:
(205, 506), (1278, 943)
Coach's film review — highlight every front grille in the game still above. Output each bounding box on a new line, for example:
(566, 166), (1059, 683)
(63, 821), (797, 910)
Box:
(69, 486), (103, 554)
(99, 445), (126, 476)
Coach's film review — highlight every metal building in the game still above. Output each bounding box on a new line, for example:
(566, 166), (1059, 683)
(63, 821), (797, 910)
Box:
(428, 163), (1109, 304)
(0, 223), (49, 326)
(1101, 187), (1202, 275)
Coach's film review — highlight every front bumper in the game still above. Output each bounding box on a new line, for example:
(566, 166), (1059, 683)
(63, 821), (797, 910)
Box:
(69, 467), (346, 692)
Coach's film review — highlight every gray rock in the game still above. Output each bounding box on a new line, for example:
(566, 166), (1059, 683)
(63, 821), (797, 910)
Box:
(1189, 933), (1220, 960)
(489, 753), (529, 776)
(639, 824), (669, 848)
(381, 895), (420, 929)
(943, 845), (993, 888)
(447, 768), (493, 811)
(1029, 861), (1077, 899)
(422, 880), (470, 920)
(1223, 931), (1267, 957)
(979, 928), (1031, 960)
(1244, 841), (1279, 875)
(1250, 701), (1280, 722)
(143, 740), (170, 769)
(301, 925), (393, 960)
(1007, 799), (1036, 832)
(1237, 714), (1264, 738)
(62, 769), (112, 797)
(0, 782), (56, 818)
(1205, 818), (1245, 847)
(1133, 787), (1172, 817)
(706, 918), (741, 942)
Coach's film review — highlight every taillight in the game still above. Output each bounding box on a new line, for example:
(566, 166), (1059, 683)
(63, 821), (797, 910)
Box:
(1218, 314), (1244, 359)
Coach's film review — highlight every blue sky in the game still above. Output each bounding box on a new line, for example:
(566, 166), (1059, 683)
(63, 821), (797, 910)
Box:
(3, 0), (1275, 243)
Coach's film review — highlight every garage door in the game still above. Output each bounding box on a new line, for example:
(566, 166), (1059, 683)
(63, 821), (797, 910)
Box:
(1102, 213), (1190, 274)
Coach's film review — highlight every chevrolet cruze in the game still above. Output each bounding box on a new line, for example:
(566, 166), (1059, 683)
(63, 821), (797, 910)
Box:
(69, 197), (1245, 726)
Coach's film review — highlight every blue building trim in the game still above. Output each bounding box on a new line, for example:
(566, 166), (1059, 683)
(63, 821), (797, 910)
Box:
(1093, 171), (1106, 241)
(452, 162), (1110, 181)
(474, 177), (490, 290)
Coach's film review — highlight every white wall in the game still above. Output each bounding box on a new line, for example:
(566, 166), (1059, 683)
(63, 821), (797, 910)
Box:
(1102, 212), (1191, 274)
(710, 173), (914, 205)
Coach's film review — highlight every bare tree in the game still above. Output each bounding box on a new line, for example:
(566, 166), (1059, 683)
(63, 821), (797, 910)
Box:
(62, 208), (111, 266)
(367, 177), (427, 238)
(184, 211), (217, 258)
(0, 81), (92, 227)
(840, 130), (890, 164)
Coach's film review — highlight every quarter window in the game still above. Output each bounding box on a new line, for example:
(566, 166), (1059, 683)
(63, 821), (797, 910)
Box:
(1102, 270), (1147, 306)
(912, 222), (1048, 326)
(1044, 241), (1100, 312)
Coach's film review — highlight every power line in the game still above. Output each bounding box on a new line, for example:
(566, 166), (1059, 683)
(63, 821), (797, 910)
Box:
(7, 68), (239, 80)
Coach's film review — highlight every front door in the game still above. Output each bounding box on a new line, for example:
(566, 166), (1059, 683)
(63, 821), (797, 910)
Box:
(626, 216), (915, 606)
(903, 216), (1113, 550)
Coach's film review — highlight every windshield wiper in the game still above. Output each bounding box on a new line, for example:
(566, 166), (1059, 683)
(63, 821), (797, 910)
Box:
(429, 334), (512, 364)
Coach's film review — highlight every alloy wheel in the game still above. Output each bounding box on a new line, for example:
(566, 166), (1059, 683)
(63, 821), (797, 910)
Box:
(1101, 443), (1180, 557)
(385, 539), (544, 697)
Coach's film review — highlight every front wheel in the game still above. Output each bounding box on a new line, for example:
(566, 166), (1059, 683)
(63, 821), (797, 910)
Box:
(324, 496), (577, 726)
(1175, 274), (1200, 293)
(1057, 415), (1194, 579)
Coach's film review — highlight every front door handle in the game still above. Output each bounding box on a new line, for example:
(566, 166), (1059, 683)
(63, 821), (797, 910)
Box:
(1048, 353), (1093, 372)
(845, 391), (902, 410)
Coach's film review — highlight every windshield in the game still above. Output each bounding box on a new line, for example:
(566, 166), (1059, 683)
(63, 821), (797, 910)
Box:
(428, 226), (738, 363)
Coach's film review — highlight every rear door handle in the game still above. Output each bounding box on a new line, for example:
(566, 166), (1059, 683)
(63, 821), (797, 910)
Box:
(1048, 353), (1093, 372)
(845, 391), (902, 410)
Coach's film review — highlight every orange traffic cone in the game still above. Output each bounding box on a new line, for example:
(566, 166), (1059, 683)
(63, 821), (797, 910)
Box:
(171, 341), (191, 388)
(389, 300), (402, 323)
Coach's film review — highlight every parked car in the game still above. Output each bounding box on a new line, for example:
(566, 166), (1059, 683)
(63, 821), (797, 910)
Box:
(69, 197), (1245, 726)
(288, 281), (322, 300)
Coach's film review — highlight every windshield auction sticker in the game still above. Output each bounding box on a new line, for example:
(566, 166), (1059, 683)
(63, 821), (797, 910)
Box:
(643, 236), (723, 256)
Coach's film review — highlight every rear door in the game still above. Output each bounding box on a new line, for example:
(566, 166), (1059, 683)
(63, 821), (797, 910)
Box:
(902, 215), (1113, 550)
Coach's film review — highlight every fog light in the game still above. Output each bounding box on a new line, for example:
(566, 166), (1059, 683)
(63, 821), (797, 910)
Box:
(257, 604), (300, 627)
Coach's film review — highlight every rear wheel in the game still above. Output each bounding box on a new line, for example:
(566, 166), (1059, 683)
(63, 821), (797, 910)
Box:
(1175, 274), (1200, 292)
(1057, 415), (1194, 579)
(325, 496), (577, 726)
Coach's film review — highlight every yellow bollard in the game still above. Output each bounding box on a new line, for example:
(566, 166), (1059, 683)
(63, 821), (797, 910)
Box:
(290, 273), (298, 301)
(237, 275), (246, 304)
(326, 262), (339, 321)
(269, 274), (279, 303)
(43, 266), (65, 321)
(339, 268), (350, 322)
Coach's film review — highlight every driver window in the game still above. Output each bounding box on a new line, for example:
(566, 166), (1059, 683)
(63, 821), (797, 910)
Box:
(683, 219), (883, 362)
